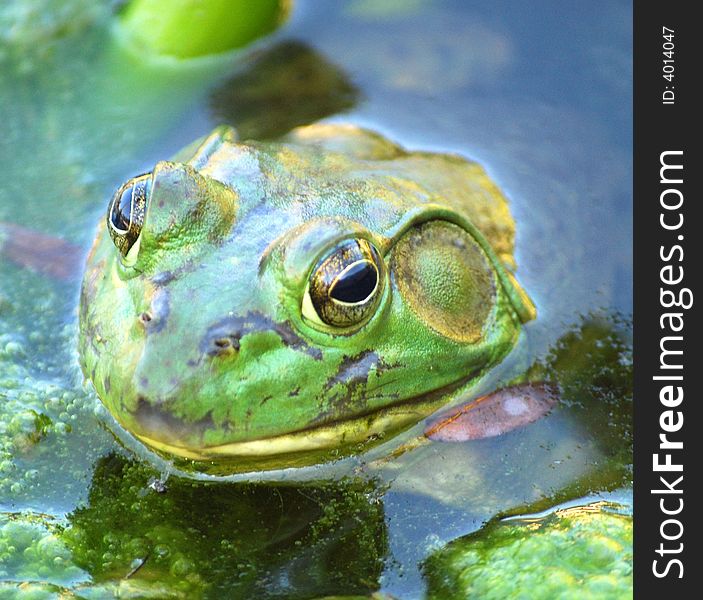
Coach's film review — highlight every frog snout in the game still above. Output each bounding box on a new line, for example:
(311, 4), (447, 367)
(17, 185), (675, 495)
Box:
(129, 394), (211, 448)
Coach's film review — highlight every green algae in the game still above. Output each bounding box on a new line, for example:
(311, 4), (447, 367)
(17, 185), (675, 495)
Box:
(2, 455), (388, 598)
(0, 512), (86, 588)
(424, 503), (633, 599)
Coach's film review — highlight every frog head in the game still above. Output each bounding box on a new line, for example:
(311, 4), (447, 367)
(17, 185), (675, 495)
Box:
(79, 124), (534, 473)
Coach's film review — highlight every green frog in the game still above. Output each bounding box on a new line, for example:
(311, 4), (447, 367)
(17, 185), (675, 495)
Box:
(77, 123), (536, 475)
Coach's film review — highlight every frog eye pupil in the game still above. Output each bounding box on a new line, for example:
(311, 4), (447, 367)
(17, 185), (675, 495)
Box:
(110, 186), (133, 232)
(305, 239), (386, 330)
(330, 261), (377, 303)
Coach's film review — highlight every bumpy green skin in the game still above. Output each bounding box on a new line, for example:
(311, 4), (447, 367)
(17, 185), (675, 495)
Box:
(424, 509), (633, 599)
(78, 124), (533, 471)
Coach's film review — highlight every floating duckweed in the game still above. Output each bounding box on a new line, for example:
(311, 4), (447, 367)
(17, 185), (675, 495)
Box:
(23, 469), (39, 481)
(0, 343), (112, 504)
(125, 537), (148, 557)
(36, 535), (70, 561)
(170, 556), (194, 577)
(3, 340), (25, 358)
(54, 422), (71, 435)
(424, 506), (633, 599)
(0, 513), (86, 586)
(153, 544), (171, 560)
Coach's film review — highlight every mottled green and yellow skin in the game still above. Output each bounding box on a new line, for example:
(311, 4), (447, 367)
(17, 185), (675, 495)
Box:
(79, 124), (534, 473)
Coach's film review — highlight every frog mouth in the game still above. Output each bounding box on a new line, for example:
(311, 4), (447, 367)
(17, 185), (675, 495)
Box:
(125, 371), (478, 469)
(131, 398), (439, 463)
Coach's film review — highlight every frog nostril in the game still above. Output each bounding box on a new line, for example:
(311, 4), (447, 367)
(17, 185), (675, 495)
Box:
(138, 289), (170, 334)
(208, 335), (241, 357)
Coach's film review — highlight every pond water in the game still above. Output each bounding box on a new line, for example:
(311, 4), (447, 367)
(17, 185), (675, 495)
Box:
(1, 0), (632, 598)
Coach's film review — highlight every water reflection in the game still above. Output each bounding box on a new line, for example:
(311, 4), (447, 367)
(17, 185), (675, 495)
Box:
(62, 454), (387, 598)
(210, 40), (359, 140)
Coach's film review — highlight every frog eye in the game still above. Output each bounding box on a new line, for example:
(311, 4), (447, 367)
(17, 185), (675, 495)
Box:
(302, 239), (385, 329)
(107, 173), (151, 264)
